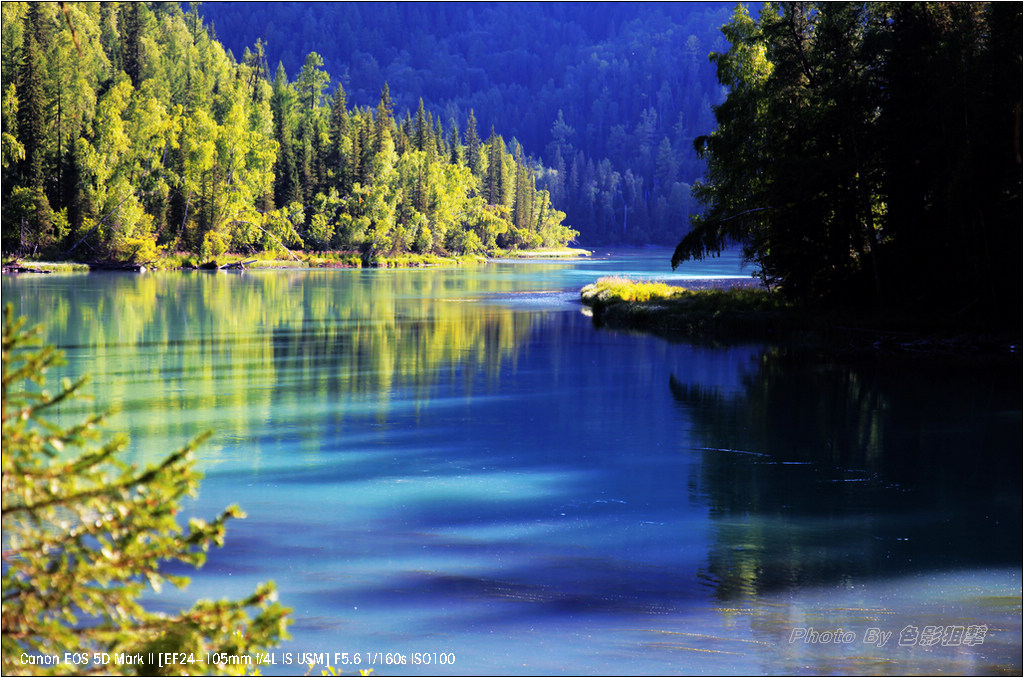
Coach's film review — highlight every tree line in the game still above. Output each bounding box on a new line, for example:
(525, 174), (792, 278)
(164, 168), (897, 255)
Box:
(676, 2), (1021, 321)
(1, 2), (576, 264)
(198, 2), (738, 246)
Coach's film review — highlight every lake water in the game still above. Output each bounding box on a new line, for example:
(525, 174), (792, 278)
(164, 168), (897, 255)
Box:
(3, 249), (1020, 675)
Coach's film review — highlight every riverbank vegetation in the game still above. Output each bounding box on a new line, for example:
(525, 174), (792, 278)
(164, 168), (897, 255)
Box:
(581, 276), (1018, 354)
(581, 276), (795, 339)
(1, 3), (577, 267)
(674, 3), (1021, 330)
(1, 307), (290, 676)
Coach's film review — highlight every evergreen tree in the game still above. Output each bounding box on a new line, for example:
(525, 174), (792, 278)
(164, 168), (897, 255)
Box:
(414, 97), (428, 151)
(373, 82), (394, 154)
(99, 2), (122, 76)
(512, 142), (527, 228)
(448, 118), (463, 166)
(433, 116), (446, 160)
(11, 4), (55, 255)
(16, 4), (45, 193)
(464, 109), (483, 180)
(270, 62), (298, 207)
(295, 51), (329, 112)
(119, 1), (143, 87)
(327, 83), (349, 186)
(485, 129), (508, 207)
(244, 37), (270, 101)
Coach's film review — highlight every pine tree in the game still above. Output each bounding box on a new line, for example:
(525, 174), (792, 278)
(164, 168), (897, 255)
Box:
(11, 4), (55, 255)
(373, 83), (394, 154)
(16, 4), (46, 193)
(327, 84), (349, 187)
(464, 109), (483, 180)
(243, 38), (271, 103)
(485, 129), (509, 207)
(357, 108), (374, 186)
(99, 2), (122, 75)
(433, 116), (446, 160)
(414, 98), (428, 151)
(270, 62), (298, 207)
(448, 118), (463, 166)
(295, 51), (329, 113)
(512, 142), (527, 228)
(119, 2), (143, 87)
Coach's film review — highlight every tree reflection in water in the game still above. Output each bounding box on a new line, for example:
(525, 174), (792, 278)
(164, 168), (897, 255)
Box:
(671, 346), (1021, 603)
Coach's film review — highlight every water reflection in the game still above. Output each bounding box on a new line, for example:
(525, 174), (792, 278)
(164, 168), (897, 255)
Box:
(3, 256), (1019, 675)
(6, 269), (543, 467)
(671, 345), (1021, 603)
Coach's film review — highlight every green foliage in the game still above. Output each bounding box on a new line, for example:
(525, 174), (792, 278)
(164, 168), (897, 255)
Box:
(198, 3), (740, 245)
(4, 187), (55, 256)
(580, 276), (687, 306)
(0, 2), (576, 262)
(678, 2), (1021, 321)
(1, 307), (290, 676)
(580, 277), (792, 339)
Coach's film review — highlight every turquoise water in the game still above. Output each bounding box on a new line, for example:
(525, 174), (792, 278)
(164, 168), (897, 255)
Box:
(3, 250), (1020, 675)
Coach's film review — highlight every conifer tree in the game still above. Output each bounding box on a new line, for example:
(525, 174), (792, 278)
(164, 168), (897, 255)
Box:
(433, 116), (446, 160)
(327, 83), (349, 188)
(99, 2), (122, 75)
(485, 129), (508, 206)
(448, 118), (463, 166)
(16, 5), (45, 193)
(677, 1), (1020, 316)
(414, 98), (428, 152)
(119, 2), (143, 87)
(464, 109), (483, 180)
(295, 51), (329, 113)
(270, 62), (298, 207)
(373, 83), (394, 154)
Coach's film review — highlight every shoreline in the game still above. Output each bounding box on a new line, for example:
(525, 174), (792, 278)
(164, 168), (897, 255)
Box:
(2, 247), (593, 275)
(579, 276), (1020, 359)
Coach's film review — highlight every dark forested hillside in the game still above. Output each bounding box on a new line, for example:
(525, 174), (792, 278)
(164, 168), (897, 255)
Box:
(198, 2), (736, 245)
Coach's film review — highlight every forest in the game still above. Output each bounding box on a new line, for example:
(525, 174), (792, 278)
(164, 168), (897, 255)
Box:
(1, 2), (577, 265)
(2, 1), (1020, 319)
(676, 2), (1021, 322)
(173, 2), (737, 245)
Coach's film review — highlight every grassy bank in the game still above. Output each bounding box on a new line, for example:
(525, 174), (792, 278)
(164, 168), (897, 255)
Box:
(580, 276), (1020, 356)
(4, 250), (492, 273)
(5, 244), (589, 275)
(581, 276), (796, 340)
(176, 250), (491, 269)
(493, 247), (592, 259)
(2, 261), (92, 274)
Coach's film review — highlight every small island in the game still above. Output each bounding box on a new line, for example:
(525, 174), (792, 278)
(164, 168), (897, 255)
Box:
(581, 276), (777, 334)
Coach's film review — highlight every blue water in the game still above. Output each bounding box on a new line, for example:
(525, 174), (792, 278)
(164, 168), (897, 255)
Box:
(3, 249), (1020, 675)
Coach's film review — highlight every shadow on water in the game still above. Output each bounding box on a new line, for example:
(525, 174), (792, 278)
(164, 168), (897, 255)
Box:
(670, 345), (1022, 603)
